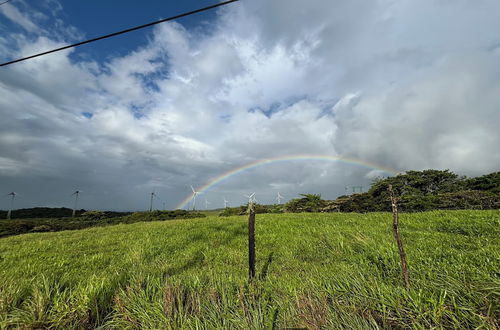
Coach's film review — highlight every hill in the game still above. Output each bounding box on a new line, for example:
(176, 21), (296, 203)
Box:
(0, 207), (86, 219)
(1, 211), (498, 328)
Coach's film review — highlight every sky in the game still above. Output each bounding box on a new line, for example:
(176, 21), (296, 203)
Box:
(1, 0), (500, 211)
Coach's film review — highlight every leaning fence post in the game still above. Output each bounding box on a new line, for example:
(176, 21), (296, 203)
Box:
(248, 201), (256, 280)
(388, 184), (410, 289)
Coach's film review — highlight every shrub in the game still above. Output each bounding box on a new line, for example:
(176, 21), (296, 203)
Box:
(81, 211), (108, 220)
(31, 225), (52, 232)
(284, 194), (326, 213)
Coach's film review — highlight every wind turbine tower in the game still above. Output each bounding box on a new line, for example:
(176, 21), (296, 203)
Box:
(223, 197), (229, 208)
(205, 199), (210, 210)
(276, 192), (284, 204)
(71, 190), (80, 218)
(190, 185), (201, 211)
(149, 192), (157, 212)
(6, 192), (16, 220)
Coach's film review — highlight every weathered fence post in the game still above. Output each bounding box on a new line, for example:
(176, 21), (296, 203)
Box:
(248, 201), (256, 280)
(388, 184), (410, 289)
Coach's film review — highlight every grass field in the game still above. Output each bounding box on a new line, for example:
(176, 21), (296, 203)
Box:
(0, 210), (499, 329)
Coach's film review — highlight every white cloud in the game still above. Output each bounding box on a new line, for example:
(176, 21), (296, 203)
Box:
(1, 0), (499, 210)
(0, 3), (38, 32)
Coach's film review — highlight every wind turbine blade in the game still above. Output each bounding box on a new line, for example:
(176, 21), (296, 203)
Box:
(190, 185), (196, 193)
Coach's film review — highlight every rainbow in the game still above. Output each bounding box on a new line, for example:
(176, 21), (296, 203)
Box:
(175, 154), (401, 209)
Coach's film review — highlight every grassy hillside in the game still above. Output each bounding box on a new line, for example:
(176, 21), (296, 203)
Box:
(0, 211), (499, 329)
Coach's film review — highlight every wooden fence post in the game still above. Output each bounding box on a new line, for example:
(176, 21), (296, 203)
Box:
(248, 202), (256, 280)
(388, 184), (410, 289)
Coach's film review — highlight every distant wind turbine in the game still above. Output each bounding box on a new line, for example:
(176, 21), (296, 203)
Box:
(276, 192), (284, 204)
(71, 190), (80, 218)
(6, 192), (16, 220)
(149, 191), (157, 212)
(244, 192), (256, 205)
(223, 197), (229, 208)
(190, 185), (201, 211)
(205, 199), (211, 210)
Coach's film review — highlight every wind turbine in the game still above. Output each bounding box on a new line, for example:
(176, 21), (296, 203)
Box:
(223, 197), (229, 208)
(163, 201), (166, 211)
(244, 192), (256, 205)
(276, 192), (284, 204)
(190, 185), (201, 211)
(149, 191), (157, 212)
(71, 190), (80, 218)
(205, 199), (211, 210)
(6, 192), (16, 220)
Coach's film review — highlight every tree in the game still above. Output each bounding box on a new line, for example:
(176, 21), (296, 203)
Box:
(284, 194), (326, 213)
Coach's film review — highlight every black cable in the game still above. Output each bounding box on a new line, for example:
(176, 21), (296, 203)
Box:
(0, 0), (14, 6)
(0, 0), (239, 67)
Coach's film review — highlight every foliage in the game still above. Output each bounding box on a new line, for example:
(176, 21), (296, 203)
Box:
(219, 204), (280, 217)
(465, 172), (500, 194)
(80, 210), (108, 220)
(336, 193), (381, 212)
(432, 190), (500, 210)
(0, 210), (206, 238)
(325, 170), (500, 213)
(369, 169), (465, 199)
(284, 194), (327, 213)
(219, 206), (245, 217)
(0, 211), (498, 328)
(268, 204), (284, 213)
(0, 207), (86, 220)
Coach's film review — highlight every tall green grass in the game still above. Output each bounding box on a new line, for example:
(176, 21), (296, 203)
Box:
(0, 210), (498, 328)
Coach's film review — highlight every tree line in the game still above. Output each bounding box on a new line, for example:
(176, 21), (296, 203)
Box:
(220, 170), (500, 215)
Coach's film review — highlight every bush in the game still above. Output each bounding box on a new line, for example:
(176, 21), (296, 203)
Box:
(465, 172), (500, 194)
(284, 194), (326, 213)
(219, 204), (274, 217)
(336, 193), (381, 213)
(81, 211), (108, 220)
(31, 225), (52, 232)
(433, 190), (500, 210)
(219, 207), (244, 217)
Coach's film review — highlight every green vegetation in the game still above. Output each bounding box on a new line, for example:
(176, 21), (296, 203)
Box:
(281, 170), (500, 213)
(0, 210), (206, 238)
(284, 193), (326, 213)
(219, 203), (282, 216)
(466, 172), (500, 194)
(0, 207), (87, 219)
(1, 210), (498, 328)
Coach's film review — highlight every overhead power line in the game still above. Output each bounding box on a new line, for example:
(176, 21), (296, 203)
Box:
(0, 0), (239, 67)
(0, 0), (14, 6)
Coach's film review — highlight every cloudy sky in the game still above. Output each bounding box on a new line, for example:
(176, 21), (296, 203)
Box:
(1, 0), (499, 211)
